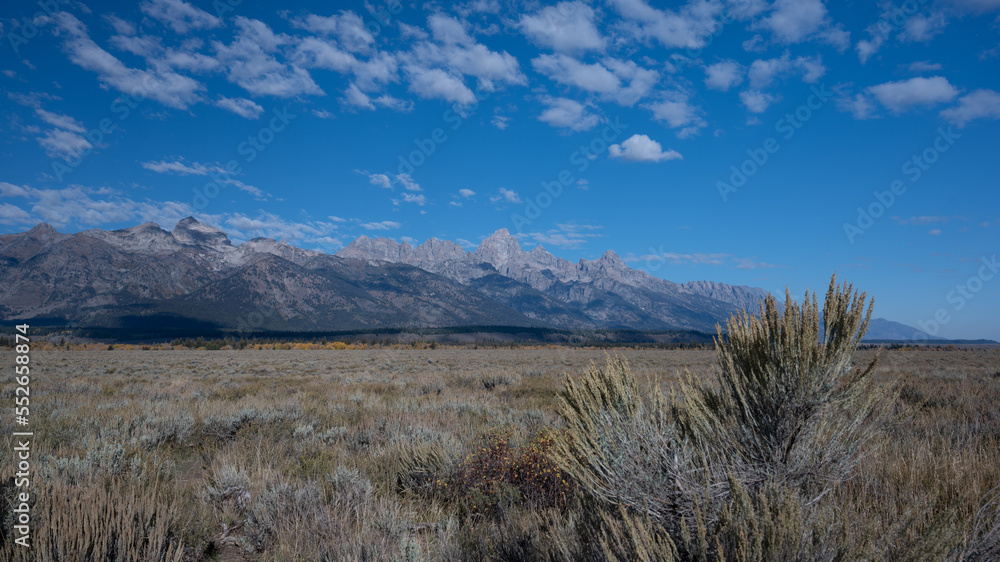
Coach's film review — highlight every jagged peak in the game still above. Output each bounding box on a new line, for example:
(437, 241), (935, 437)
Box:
(27, 222), (59, 235)
(474, 228), (522, 264)
(171, 216), (233, 249)
(599, 249), (624, 264)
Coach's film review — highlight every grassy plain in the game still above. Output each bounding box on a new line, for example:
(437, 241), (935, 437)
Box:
(1, 347), (998, 560)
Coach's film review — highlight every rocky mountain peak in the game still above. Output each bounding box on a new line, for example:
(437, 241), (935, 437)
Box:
(339, 235), (412, 262)
(414, 238), (466, 262)
(171, 217), (234, 251)
(473, 228), (522, 267)
(26, 223), (59, 236)
(596, 250), (626, 268)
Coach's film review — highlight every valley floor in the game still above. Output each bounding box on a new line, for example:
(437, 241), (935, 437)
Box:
(1, 348), (998, 560)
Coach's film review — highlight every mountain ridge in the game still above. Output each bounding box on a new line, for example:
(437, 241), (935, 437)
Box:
(0, 219), (939, 340)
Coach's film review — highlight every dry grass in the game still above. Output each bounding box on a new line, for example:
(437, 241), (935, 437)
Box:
(0, 344), (997, 560)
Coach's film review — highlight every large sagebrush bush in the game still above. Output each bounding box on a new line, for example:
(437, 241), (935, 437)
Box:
(551, 275), (918, 560)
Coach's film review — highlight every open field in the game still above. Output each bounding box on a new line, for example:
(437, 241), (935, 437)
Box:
(2, 347), (999, 560)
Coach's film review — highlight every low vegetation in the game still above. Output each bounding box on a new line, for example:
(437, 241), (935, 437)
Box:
(1, 277), (998, 560)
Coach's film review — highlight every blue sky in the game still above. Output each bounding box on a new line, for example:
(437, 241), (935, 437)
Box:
(1, 0), (998, 339)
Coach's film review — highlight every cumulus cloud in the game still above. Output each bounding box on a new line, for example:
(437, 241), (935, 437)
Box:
(532, 54), (620, 93)
(644, 93), (706, 138)
(360, 220), (402, 230)
(608, 0), (722, 49)
(290, 11), (374, 52)
(900, 12), (949, 42)
(609, 134), (682, 162)
(941, 89), (1000, 126)
(747, 52), (825, 89)
(215, 96), (263, 119)
(368, 173), (392, 188)
(401, 192), (426, 205)
(141, 159), (225, 175)
(458, 188), (476, 197)
(538, 96), (599, 131)
(490, 188), (521, 204)
(51, 12), (206, 109)
(404, 65), (475, 104)
(740, 89), (780, 113)
(757, 0), (828, 43)
(526, 223), (602, 249)
(139, 0), (221, 34)
(867, 76), (959, 112)
(704, 60), (744, 91)
(518, 1), (606, 53)
(38, 129), (92, 159)
(0, 203), (34, 226)
(35, 109), (85, 133)
(214, 17), (323, 98)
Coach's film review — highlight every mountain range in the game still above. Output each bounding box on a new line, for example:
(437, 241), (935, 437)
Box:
(0, 218), (937, 340)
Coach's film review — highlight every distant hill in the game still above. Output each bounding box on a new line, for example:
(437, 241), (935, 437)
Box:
(0, 218), (940, 340)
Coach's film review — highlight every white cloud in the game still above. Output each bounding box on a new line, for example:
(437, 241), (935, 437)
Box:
(104, 15), (137, 36)
(532, 54), (659, 106)
(704, 60), (744, 91)
(868, 76), (959, 112)
(140, 0), (221, 34)
(0, 203), (34, 225)
(35, 109), (85, 133)
(838, 93), (878, 119)
(38, 129), (92, 159)
(941, 89), (1000, 126)
(52, 12), (206, 109)
(758, 0), (827, 43)
(491, 115), (511, 129)
(292, 37), (357, 73)
(222, 211), (340, 246)
(214, 17), (323, 98)
(5, 184), (192, 230)
(402, 192), (426, 205)
(900, 12), (949, 42)
(526, 223), (601, 249)
(342, 82), (375, 109)
(401, 13), (524, 99)
(215, 96), (263, 119)
(368, 173), (392, 188)
(490, 188), (521, 204)
(290, 11), (374, 52)
(608, 134), (682, 162)
(518, 2), (606, 53)
(141, 159), (225, 175)
(361, 220), (402, 230)
(909, 61), (943, 73)
(0, 183), (31, 197)
(396, 174), (421, 191)
(532, 54), (620, 94)
(538, 96), (599, 131)
(740, 89), (779, 113)
(638, 250), (776, 269)
(404, 65), (475, 105)
(856, 36), (883, 65)
(748, 52), (824, 89)
(459, 188), (476, 197)
(608, 0), (722, 49)
(645, 93), (706, 137)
